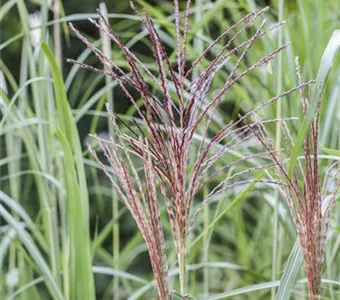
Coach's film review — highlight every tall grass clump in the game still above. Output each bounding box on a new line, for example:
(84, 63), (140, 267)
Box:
(1, 1), (95, 299)
(249, 58), (340, 300)
(67, 1), (315, 298)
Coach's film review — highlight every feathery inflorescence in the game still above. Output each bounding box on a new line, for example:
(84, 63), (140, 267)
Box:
(68, 2), (315, 298)
(248, 58), (340, 300)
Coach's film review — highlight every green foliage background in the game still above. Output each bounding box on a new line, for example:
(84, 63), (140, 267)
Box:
(0, 0), (339, 299)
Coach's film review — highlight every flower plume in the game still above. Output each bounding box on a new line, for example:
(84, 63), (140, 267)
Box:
(248, 58), (340, 300)
(67, 2), (313, 298)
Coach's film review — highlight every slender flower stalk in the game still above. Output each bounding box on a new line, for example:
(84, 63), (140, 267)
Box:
(68, 2), (312, 298)
(248, 58), (340, 300)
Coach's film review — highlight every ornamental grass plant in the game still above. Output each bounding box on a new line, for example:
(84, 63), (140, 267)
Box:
(67, 2), (330, 298)
(1, 0), (339, 299)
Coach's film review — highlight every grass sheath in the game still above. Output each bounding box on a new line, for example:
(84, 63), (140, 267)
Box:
(68, 1), (322, 298)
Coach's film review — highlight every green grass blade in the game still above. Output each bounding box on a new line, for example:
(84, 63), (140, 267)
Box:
(6, 267), (148, 300)
(0, 228), (16, 270)
(41, 42), (95, 300)
(0, 0), (17, 21)
(319, 144), (340, 156)
(288, 30), (340, 176)
(0, 191), (48, 252)
(275, 240), (303, 300)
(41, 42), (90, 219)
(7, 277), (46, 300)
(92, 266), (148, 284)
(56, 128), (95, 300)
(40, 43), (73, 141)
(1, 119), (47, 135)
(189, 178), (260, 249)
(205, 281), (281, 299)
(0, 205), (63, 300)
(0, 32), (24, 51)
(1, 170), (61, 189)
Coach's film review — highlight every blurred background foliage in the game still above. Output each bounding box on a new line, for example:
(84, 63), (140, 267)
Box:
(1, 0), (339, 299)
